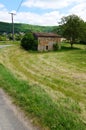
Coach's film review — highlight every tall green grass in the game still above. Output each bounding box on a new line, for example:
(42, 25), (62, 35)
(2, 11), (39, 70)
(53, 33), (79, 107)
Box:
(0, 63), (86, 130)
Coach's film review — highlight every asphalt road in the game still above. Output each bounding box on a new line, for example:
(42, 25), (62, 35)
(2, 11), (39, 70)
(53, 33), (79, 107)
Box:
(0, 89), (39, 130)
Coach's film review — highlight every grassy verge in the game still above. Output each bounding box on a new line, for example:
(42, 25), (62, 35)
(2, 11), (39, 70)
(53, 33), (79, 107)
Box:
(0, 63), (86, 130)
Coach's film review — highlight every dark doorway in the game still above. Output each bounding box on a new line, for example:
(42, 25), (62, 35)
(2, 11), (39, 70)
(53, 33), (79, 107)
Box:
(46, 46), (48, 50)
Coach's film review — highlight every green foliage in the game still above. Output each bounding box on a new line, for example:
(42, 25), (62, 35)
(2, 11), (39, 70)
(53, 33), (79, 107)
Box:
(0, 35), (6, 41)
(80, 22), (86, 44)
(0, 22), (54, 34)
(60, 14), (85, 48)
(53, 43), (59, 51)
(7, 33), (13, 40)
(52, 25), (63, 36)
(21, 32), (38, 51)
(15, 33), (24, 41)
(0, 22), (11, 34)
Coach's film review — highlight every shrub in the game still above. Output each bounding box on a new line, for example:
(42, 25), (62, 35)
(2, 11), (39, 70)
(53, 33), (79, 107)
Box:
(0, 35), (6, 41)
(53, 43), (59, 51)
(21, 32), (38, 51)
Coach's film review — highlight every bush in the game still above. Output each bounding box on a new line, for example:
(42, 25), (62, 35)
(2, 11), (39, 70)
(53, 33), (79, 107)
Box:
(21, 32), (38, 51)
(53, 43), (59, 51)
(0, 35), (6, 41)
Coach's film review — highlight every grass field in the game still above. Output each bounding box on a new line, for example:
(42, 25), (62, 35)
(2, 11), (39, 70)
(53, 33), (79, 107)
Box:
(0, 43), (86, 130)
(0, 40), (20, 45)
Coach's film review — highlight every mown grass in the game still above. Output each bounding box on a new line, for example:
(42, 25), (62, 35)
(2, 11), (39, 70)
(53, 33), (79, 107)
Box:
(0, 63), (86, 130)
(0, 43), (86, 130)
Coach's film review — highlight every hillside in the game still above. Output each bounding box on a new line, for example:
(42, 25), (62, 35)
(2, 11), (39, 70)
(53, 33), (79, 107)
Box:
(0, 43), (86, 130)
(0, 21), (54, 34)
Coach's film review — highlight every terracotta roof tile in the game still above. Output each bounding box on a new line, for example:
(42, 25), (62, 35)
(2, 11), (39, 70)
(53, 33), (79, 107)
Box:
(33, 32), (61, 37)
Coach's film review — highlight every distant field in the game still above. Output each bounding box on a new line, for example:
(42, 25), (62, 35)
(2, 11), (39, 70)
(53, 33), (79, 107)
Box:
(0, 43), (86, 130)
(0, 41), (20, 45)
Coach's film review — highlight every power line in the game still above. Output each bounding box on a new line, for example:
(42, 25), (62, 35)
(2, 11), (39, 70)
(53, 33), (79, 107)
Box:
(16, 0), (24, 13)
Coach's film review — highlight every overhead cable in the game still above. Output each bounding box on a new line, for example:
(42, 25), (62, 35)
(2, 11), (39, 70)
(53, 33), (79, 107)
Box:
(16, 0), (24, 13)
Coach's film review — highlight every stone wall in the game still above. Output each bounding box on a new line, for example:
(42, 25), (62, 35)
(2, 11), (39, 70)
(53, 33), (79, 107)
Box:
(38, 37), (61, 51)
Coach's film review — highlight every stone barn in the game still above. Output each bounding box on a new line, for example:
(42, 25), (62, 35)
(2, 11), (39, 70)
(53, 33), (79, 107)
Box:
(33, 32), (61, 51)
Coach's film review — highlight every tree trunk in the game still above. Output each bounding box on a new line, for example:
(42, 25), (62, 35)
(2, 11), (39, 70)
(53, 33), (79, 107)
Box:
(70, 42), (73, 48)
(70, 38), (74, 48)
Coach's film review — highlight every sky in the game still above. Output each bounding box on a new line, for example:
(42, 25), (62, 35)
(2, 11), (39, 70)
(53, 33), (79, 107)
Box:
(0, 0), (86, 26)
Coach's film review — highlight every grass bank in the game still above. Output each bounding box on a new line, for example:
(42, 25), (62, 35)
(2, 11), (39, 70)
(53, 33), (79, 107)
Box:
(0, 43), (86, 130)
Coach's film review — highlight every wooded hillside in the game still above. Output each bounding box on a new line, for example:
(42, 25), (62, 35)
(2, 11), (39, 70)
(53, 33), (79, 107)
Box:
(0, 21), (54, 34)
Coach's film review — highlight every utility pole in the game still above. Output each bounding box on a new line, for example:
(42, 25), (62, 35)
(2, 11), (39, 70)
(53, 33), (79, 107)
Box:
(9, 13), (16, 41)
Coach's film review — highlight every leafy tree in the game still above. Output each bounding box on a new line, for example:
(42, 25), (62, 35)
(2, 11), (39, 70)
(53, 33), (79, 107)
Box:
(80, 22), (86, 44)
(52, 25), (63, 36)
(21, 32), (38, 51)
(60, 14), (84, 48)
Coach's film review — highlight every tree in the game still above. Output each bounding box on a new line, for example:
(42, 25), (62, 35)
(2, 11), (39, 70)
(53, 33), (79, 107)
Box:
(52, 25), (63, 36)
(21, 32), (38, 51)
(60, 14), (84, 48)
(80, 22), (86, 44)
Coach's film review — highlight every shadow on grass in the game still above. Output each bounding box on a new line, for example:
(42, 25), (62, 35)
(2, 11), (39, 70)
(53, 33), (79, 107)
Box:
(20, 43), (84, 54)
(61, 46), (81, 51)
(25, 47), (81, 54)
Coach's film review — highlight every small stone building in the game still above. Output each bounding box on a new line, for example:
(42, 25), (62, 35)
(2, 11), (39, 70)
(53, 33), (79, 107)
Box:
(33, 32), (61, 51)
